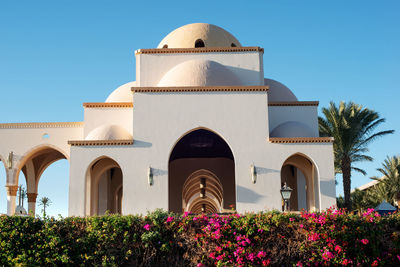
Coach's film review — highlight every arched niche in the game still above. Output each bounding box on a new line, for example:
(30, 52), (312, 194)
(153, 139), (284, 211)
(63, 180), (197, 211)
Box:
(85, 156), (123, 216)
(280, 153), (319, 211)
(168, 128), (235, 213)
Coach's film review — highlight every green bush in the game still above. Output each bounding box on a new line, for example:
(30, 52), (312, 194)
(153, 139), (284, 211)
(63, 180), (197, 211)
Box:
(1, 208), (400, 266)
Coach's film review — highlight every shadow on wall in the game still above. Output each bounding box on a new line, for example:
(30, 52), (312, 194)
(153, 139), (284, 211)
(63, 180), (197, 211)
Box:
(236, 185), (263, 204)
(319, 179), (336, 199)
(255, 167), (280, 175)
(226, 66), (263, 85)
(133, 140), (152, 148)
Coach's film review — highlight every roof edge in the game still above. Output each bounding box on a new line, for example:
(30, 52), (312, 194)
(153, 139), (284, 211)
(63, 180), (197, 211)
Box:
(135, 46), (264, 55)
(132, 86), (269, 93)
(0, 122), (84, 129)
(68, 139), (134, 146)
(269, 137), (334, 143)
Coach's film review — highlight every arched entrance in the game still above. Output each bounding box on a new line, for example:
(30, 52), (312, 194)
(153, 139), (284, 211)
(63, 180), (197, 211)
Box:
(168, 128), (235, 213)
(15, 145), (69, 216)
(85, 157), (123, 216)
(280, 154), (319, 211)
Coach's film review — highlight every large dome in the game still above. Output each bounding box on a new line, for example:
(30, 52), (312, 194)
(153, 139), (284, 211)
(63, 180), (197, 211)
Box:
(158, 23), (241, 49)
(270, 121), (315, 138)
(264, 78), (297, 102)
(106, 81), (135, 103)
(158, 59), (241, 87)
(86, 124), (132, 140)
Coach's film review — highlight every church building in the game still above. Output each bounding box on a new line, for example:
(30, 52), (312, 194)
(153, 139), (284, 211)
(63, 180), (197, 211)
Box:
(0, 23), (336, 216)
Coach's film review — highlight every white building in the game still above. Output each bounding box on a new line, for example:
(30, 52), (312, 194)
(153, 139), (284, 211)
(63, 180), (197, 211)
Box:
(0, 23), (336, 216)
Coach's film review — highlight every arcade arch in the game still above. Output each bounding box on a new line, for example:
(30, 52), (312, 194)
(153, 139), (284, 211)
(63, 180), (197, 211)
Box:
(15, 145), (69, 215)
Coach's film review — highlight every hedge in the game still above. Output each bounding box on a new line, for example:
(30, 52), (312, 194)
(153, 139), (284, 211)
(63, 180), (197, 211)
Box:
(1, 208), (400, 266)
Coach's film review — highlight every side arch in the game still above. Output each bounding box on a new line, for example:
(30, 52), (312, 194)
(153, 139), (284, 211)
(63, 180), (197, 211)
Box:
(280, 153), (320, 211)
(84, 155), (123, 216)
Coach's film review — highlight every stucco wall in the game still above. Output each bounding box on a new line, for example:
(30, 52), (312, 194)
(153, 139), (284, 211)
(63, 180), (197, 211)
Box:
(136, 51), (264, 86)
(68, 91), (335, 216)
(0, 124), (83, 185)
(268, 106), (319, 137)
(83, 108), (133, 138)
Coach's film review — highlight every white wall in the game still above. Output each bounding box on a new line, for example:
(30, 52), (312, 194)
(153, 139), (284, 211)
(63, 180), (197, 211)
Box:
(297, 169), (307, 210)
(84, 108), (133, 137)
(268, 106), (319, 137)
(0, 124), (83, 184)
(68, 91), (336, 216)
(136, 51), (264, 86)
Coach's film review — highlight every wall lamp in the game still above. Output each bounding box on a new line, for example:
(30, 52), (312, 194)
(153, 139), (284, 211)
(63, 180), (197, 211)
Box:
(251, 164), (257, 184)
(148, 166), (153, 186)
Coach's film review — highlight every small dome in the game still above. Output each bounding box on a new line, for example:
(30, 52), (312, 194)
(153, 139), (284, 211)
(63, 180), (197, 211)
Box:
(270, 121), (315, 138)
(106, 81), (135, 103)
(158, 23), (241, 48)
(264, 78), (297, 102)
(86, 124), (132, 140)
(158, 59), (241, 86)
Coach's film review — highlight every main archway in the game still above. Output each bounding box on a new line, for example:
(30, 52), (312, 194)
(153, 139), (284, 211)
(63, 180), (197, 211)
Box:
(168, 128), (235, 213)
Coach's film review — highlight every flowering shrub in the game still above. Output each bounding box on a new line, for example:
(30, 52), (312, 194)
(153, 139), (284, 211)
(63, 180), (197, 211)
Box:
(1, 208), (400, 266)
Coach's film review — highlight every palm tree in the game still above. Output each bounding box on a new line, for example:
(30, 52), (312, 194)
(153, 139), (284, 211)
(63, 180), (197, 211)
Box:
(39, 197), (52, 217)
(371, 155), (400, 205)
(319, 101), (394, 210)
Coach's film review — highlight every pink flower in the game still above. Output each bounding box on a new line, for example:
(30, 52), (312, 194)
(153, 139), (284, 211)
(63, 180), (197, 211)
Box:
(322, 250), (333, 261)
(166, 216), (174, 223)
(299, 224), (304, 228)
(209, 252), (216, 259)
(262, 259), (271, 266)
(197, 264), (205, 267)
(342, 259), (350, 265)
(334, 245), (342, 254)
(143, 224), (151, 231)
(361, 239), (369, 245)
(308, 232), (320, 241)
(257, 251), (266, 258)
(289, 218), (295, 222)
(258, 228), (263, 233)
(397, 255), (400, 261)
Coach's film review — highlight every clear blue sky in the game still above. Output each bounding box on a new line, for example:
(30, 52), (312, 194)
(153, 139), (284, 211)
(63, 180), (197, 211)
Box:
(0, 0), (399, 216)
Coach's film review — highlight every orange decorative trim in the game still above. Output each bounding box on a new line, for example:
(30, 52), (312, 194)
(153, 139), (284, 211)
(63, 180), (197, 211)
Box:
(133, 86), (269, 93)
(135, 46), (264, 55)
(268, 101), (319, 106)
(83, 102), (133, 108)
(269, 137), (334, 143)
(0, 122), (84, 129)
(6, 185), (19, 196)
(27, 193), (38, 202)
(68, 139), (134, 146)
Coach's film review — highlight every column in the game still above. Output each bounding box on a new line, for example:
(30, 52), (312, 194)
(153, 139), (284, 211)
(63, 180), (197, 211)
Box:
(6, 185), (18, 216)
(27, 193), (38, 215)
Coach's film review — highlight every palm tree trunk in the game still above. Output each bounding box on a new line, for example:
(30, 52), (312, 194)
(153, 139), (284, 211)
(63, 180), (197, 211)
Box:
(342, 156), (352, 210)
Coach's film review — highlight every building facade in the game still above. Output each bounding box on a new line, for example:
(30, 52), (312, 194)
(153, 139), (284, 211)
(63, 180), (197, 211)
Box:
(0, 23), (336, 216)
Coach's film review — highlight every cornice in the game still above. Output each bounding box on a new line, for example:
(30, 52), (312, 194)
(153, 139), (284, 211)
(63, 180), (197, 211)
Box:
(68, 139), (134, 146)
(0, 122), (84, 129)
(269, 137), (334, 143)
(135, 46), (264, 55)
(83, 102), (133, 108)
(268, 101), (319, 106)
(132, 86), (269, 93)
